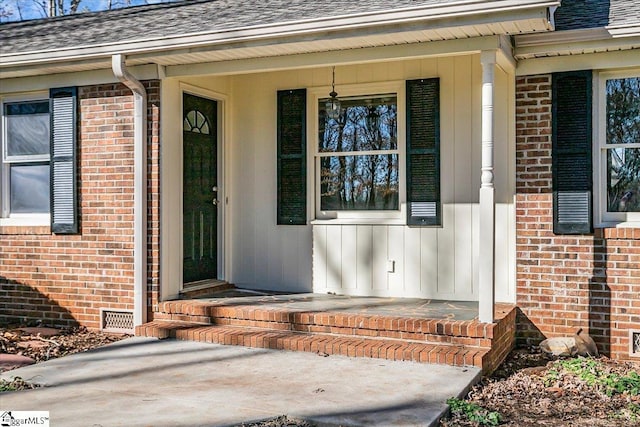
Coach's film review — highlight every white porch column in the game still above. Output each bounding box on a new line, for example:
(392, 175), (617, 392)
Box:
(479, 50), (496, 323)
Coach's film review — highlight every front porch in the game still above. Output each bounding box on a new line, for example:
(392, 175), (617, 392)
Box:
(137, 289), (516, 374)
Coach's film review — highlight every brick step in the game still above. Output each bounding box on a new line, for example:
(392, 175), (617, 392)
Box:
(135, 320), (490, 369)
(155, 301), (515, 348)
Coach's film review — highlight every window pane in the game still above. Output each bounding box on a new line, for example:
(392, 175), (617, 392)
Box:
(320, 154), (398, 210)
(6, 110), (50, 157)
(606, 77), (640, 145)
(10, 164), (50, 213)
(607, 147), (640, 212)
(319, 95), (397, 153)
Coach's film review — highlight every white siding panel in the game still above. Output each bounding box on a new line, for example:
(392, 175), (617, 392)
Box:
(341, 225), (358, 290)
(313, 225), (328, 291)
(404, 227), (422, 296)
(356, 64), (374, 83)
(436, 57), (456, 295)
(453, 56), (474, 296)
(372, 226), (388, 292)
(282, 227), (298, 288)
(326, 225), (343, 291)
(471, 56), (482, 297)
(404, 59), (422, 80)
(388, 226), (405, 294)
(230, 73), (313, 292)
(356, 225), (373, 292)
(420, 228), (438, 296)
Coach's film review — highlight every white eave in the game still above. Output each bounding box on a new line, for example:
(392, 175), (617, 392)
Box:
(0, 0), (558, 80)
(514, 26), (640, 60)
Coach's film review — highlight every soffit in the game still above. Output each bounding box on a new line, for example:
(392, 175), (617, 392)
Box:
(1, 16), (551, 79)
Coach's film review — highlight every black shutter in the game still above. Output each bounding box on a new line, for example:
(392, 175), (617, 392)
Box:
(406, 78), (441, 226)
(277, 89), (306, 225)
(50, 87), (78, 234)
(552, 71), (592, 234)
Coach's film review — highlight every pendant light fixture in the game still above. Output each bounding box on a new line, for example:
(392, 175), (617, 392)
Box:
(325, 66), (341, 120)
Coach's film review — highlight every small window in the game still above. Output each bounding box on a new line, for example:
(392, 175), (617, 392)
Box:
(183, 109), (210, 134)
(596, 72), (640, 224)
(2, 98), (51, 216)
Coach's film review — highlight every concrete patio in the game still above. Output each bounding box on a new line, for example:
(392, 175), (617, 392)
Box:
(0, 336), (481, 427)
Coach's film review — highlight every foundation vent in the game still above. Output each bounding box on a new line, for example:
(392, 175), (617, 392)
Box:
(101, 309), (134, 334)
(631, 330), (640, 358)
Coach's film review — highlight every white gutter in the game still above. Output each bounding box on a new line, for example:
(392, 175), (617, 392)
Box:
(515, 27), (640, 59)
(111, 54), (147, 327)
(1, 0), (558, 67)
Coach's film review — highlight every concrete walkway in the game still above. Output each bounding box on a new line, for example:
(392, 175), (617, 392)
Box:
(0, 337), (480, 427)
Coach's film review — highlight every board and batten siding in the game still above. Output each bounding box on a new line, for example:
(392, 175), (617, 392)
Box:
(229, 55), (515, 301)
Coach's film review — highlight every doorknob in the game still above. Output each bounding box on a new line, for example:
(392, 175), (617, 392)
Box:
(212, 186), (218, 192)
(212, 198), (219, 206)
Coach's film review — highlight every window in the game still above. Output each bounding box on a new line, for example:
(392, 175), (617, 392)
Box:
(318, 94), (399, 212)
(1, 96), (51, 219)
(1, 88), (78, 232)
(277, 79), (440, 226)
(596, 72), (640, 224)
(312, 82), (406, 223)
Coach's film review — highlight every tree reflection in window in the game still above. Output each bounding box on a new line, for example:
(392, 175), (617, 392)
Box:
(183, 109), (211, 134)
(606, 77), (640, 212)
(318, 94), (398, 210)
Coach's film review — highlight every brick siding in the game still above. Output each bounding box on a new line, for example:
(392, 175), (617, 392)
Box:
(516, 75), (640, 361)
(0, 81), (161, 329)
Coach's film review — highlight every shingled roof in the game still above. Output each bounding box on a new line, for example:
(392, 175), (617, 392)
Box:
(1, 0), (639, 57)
(0, 0), (457, 54)
(554, 0), (640, 31)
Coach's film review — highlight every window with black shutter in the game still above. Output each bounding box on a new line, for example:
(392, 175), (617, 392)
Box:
(406, 78), (441, 226)
(277, 89), (307, 225)
(50, 87), (79, 234)
(552, 71), (592, 234)
(0, 87), (78, 232)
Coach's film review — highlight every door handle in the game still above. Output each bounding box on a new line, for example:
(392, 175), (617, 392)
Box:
(212, 186), (218, 193)
(212, 198), (219, 206)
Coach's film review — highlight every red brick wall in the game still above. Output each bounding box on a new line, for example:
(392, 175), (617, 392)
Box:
(516, 74), (640, 361)
(0, 81), (160, 330)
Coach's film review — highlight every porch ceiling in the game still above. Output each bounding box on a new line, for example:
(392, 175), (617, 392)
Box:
(0, 2), (555, 80)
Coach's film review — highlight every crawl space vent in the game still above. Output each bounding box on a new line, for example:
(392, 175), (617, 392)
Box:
(631, 330), (640, 358)
(101, 309), (134, 334)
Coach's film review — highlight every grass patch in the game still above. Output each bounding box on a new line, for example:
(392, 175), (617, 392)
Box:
(446, 397), (502, 426)
(544, 357), (640, 397)
(0, 377), (38, 392)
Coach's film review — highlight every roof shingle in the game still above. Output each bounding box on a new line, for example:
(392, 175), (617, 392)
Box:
(554, 0), (640, 31)
(0, 0), (453, 54)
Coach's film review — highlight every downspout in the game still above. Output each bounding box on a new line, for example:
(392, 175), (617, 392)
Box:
(112, 54), (147, 327)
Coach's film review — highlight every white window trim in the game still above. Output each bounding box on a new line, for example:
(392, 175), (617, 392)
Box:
(307, 81), (407, 224)
(0, 91), (51, 227)
(593, 70), (640, 228)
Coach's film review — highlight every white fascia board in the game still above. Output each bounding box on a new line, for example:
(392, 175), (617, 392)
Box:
(0, 64), (159, 94)
(0, 0), (556, 69)
(607, 23), (640, 38)
(515, 27), (640, 59)
(516, 49), (640, 76)
(164, 35), (504, 78)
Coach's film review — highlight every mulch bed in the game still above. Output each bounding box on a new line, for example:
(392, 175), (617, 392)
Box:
(441, 348), (640, 427)
(0, 325), (128, 368)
